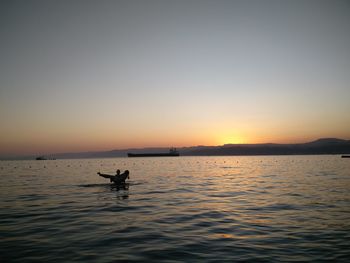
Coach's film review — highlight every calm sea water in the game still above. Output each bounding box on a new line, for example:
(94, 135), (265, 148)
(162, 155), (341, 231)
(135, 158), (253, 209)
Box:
(1, 156), (349, 262)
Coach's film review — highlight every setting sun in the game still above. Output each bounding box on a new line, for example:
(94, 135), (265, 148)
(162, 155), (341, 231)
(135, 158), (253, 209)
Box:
(217, 132), (247, 145)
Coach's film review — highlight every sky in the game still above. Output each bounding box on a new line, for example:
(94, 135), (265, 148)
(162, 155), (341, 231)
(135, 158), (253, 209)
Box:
(1, 0), (350, 156)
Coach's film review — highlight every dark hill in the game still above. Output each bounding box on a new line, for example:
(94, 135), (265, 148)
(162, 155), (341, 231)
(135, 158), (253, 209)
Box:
(3, 138), (350, 160)
(182, 138), (350, 156)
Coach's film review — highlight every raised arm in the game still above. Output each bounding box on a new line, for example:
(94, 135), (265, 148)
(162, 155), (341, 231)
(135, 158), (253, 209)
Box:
(97, 172), (114, 179)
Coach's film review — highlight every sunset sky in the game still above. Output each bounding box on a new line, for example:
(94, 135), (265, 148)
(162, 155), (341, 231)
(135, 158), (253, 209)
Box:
(1, 0), (350, 156)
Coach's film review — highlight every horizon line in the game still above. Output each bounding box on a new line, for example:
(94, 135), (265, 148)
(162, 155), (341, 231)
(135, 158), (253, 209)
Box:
(1, 137), (349, 159)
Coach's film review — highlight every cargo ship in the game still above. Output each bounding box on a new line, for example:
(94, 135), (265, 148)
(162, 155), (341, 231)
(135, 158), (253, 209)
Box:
(35, 156), (56, 160)
(127, 148), (179, 157)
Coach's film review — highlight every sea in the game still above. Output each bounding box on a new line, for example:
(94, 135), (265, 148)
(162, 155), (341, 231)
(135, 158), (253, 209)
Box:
(0, 155), (349, 262)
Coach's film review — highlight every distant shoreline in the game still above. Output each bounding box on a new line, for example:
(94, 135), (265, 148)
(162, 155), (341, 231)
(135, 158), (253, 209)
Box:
(0, 153), (349, 161)
(1, 138), (350, 160)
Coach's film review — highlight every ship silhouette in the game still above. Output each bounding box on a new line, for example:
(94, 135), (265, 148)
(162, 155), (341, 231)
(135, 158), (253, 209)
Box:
(127, 148), (179, 157)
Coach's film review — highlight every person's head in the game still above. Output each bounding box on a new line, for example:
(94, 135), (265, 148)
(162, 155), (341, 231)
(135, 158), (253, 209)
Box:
(125, 170), (130, 179)
(116, 169), (120, 175)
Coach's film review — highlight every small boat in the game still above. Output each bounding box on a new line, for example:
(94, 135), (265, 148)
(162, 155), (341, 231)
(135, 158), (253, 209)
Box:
(341, 155), (350, 158)
(128, 148), (179, 157)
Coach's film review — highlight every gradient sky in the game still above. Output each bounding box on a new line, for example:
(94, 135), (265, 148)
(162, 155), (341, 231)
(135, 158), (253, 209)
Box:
(1, 0), (350, 156)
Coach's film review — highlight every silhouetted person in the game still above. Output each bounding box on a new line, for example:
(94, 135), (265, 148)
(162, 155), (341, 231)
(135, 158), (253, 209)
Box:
(98, 170), (130, 184)
(111, 169), (121, 182)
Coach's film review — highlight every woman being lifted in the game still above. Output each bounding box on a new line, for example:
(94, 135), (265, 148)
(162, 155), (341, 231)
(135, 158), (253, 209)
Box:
(98, 170), (130, 184)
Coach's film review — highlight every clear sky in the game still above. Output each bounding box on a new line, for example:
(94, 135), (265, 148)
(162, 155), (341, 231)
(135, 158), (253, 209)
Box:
(1, 0), (350, 156)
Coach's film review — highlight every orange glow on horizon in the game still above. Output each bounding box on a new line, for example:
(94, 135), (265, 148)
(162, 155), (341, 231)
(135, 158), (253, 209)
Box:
(1, 125), (350, 156)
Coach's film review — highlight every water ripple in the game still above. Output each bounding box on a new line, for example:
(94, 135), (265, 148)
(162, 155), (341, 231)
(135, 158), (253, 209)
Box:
(1, 156), (350, 262)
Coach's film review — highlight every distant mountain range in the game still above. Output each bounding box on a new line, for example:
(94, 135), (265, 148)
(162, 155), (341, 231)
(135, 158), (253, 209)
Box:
(5, 138), (349, 160)
(181, 138), (350, 156)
